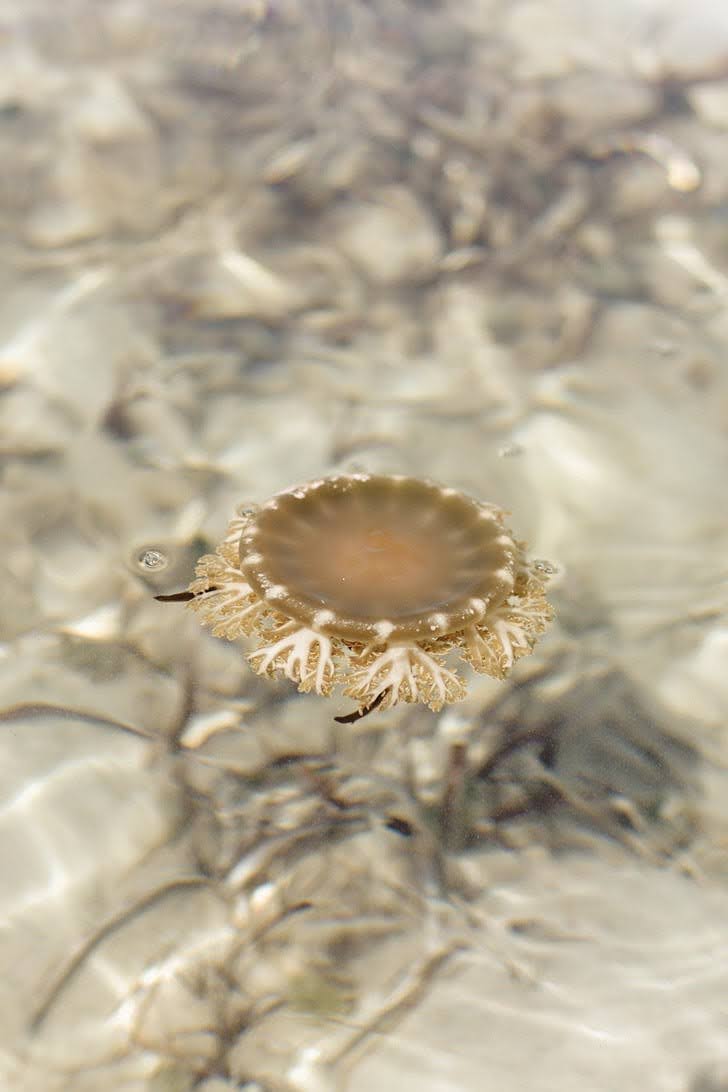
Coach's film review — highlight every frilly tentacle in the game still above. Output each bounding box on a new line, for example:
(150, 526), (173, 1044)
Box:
(345, 645), (467, 712)
(461, 576), (554, 678)
(248, 626), (337, 695)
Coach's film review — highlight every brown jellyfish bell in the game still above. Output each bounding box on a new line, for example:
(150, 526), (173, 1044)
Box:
(161, 475), (555, 719)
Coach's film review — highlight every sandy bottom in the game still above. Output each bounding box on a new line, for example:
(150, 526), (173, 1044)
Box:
(1, 1), (728, 1089)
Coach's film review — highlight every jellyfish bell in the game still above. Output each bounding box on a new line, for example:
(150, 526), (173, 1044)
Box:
(176, 474), (555, 716)
(240, 475), (517, 641)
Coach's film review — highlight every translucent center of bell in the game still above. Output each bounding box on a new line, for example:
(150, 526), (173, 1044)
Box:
(245, 478), (510, 625)
(317, 522), (451, 616)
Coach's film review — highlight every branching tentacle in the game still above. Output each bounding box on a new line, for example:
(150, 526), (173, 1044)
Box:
(345, 644), (466, 712)
(248, 628), (337, 695)
(188, 551), (265, 638)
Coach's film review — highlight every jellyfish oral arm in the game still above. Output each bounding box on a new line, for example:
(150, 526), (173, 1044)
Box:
(191, 580), (267, 639)
(345, 645), (466, 713)
(491, 617), (531, 669)
(247, 626), (336, 696)
(187, 546), (268, 639)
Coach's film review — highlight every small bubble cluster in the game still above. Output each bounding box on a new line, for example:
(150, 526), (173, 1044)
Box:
(136, 547), (169, 573)
(532, 559), (559, 577)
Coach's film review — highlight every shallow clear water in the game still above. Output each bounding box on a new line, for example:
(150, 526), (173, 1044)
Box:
(1, 2), (728, 1090)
